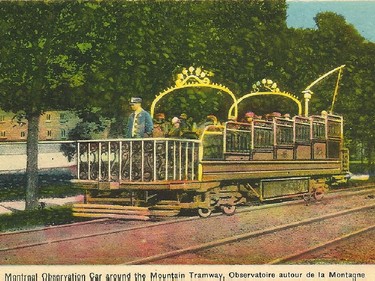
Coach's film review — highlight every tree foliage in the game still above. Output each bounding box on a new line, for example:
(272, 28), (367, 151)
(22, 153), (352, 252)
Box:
(0, 1), (98, 209)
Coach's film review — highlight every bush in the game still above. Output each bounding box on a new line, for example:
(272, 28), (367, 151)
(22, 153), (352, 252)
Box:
(349, 162), (372, 174)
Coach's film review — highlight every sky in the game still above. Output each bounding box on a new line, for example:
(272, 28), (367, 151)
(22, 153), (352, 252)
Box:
(286, 0), (375, 42)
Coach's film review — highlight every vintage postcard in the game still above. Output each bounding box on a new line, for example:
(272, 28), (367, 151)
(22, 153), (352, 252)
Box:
(0, 0), (374, 280)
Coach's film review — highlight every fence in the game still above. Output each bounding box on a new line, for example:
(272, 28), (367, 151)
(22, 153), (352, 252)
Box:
(77, 138), (200, 182)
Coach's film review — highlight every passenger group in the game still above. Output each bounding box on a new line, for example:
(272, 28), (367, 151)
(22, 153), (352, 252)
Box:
(126, 96), (291, 139)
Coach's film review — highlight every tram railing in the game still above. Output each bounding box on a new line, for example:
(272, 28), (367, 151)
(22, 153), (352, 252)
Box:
(76, 138), (200, 182)
(223, 114), (343, 157)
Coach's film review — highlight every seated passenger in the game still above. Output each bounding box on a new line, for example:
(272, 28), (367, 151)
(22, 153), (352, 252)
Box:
(167, 117), (181, 137)
(179, 113), (192, 133)
(176, 113), (198, 139)
(244, 111), (256, 123)
(265, 112), (281, 121)
(153, 113), (169, 137)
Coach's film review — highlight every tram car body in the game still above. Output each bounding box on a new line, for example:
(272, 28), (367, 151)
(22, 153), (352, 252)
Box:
(72, 66), (349, 219)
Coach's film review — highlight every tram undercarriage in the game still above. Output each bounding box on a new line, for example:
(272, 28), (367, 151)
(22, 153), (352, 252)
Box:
(72, 175), (334, 220)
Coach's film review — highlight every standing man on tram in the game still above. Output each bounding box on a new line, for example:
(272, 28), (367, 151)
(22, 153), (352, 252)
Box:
(126, 97), (153, 138)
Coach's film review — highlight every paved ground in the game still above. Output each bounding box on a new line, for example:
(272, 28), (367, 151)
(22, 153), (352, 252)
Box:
(0, 195), (84, 214)
(1, 188), (374, 264)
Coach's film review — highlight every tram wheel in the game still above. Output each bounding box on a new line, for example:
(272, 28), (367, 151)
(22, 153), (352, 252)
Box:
(313, 191), (324, 201)
(198, 208), (212, 218)
(302, 193), (312, 205)
(221, 205), (236, 216)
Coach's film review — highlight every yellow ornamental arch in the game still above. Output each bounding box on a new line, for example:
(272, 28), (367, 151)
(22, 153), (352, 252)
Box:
(150, 66), (238, 120)
(228, 79), (302, 117)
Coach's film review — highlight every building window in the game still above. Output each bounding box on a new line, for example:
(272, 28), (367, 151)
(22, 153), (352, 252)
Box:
(0, 115), (5, 123)
(60, 113), (67, 123)
(61, 129), (66, 139)
(47, 130), (52, 138)
(21, 131), (26, 138)
(46, 114), (51, 122)
(0, 131), (6, 138)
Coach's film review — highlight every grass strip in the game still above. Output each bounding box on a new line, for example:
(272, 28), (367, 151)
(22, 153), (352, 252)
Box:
(0, 206), (88, 232)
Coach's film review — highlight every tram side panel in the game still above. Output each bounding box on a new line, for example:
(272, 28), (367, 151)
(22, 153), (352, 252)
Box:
(199, 114), (347, 201)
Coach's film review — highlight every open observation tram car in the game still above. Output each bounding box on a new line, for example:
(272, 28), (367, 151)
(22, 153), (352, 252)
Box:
(72, 65), (349, 220)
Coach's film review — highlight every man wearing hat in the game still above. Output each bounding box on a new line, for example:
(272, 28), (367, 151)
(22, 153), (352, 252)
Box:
(126, 97), (153, 138)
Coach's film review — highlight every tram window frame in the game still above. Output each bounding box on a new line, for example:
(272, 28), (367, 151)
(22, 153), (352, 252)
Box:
(311, 116), (326, 141)
(294, 117), (311, 144)
(253, 121), (273, 149)
(295, 123), (310, 144)
(224, 122), (252, 154)
(312, 122), (326, 140)
(202, 131), (224, 160)
(275, 118), (294, 146)
(327, 120), (342, 139)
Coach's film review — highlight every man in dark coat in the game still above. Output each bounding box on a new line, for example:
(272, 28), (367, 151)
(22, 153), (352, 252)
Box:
(126, 97), (153, 138)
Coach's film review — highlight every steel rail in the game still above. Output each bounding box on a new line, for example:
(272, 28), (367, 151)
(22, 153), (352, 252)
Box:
(0, 215), (209, 253)
(268, 224), (375, 265)
(124, 203), (375, 265)
(0, 185), (373, 235)
(0, 186), (373, 253)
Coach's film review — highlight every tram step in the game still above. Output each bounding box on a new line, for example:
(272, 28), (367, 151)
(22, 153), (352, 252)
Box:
(72, 207), (150, 216)
(157, 200), (180, 205)
(152, 204), (182, 210)
(151, 199), (182, 210)
(72, 212), (150, 221)
(72, 203), (180, 219)
(150, 209), (180, 217)
(87, 198), (132, 204)
(73, 203), (149, 211)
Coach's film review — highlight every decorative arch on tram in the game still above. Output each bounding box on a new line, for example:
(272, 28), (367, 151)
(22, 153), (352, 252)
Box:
(228, 79), (303, 117)
(150, 66), (238, 120)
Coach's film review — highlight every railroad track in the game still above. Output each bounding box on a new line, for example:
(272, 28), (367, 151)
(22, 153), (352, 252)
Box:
(0, 185), (375, 247)
(124, 203), (375, 264)
(268, 223), (375, 264)
(0, 185), (374, 264)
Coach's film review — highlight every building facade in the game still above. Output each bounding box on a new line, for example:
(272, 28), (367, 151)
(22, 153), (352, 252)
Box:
(0, 110), (81, 141)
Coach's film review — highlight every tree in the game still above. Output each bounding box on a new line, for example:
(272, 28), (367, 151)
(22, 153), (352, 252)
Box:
(0, 2), (97, 209)
(79, 0), (289, 125)
(341, 42), (375, 171)
(308, 12), (375, 171)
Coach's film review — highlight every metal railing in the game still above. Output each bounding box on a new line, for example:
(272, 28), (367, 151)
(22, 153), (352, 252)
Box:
(77, 138), (200, 182)
(223, 114), (343, 154)
(224, 122), (252, 153)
